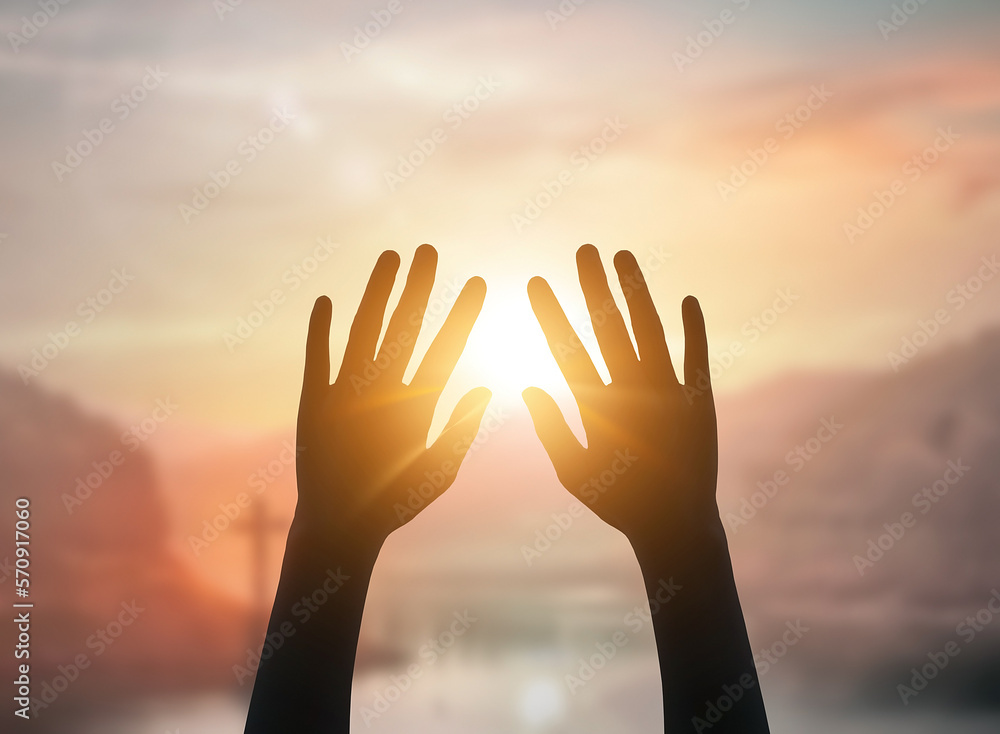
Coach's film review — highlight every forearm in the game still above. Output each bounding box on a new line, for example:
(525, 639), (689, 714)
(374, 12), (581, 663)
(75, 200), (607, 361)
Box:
(244, 518), (377, 734)
(635, 517), (769, 734)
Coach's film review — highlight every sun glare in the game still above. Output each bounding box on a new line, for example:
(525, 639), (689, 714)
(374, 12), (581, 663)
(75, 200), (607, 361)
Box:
(457, 289), (571, 404)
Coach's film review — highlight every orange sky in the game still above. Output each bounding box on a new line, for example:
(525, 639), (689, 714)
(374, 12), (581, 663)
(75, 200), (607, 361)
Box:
(1, 0), (999, 433)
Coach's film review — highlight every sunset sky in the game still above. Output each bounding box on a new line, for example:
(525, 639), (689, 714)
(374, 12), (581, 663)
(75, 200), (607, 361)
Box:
(2, 4), (1000, 730)
(1, 0), (999, 437)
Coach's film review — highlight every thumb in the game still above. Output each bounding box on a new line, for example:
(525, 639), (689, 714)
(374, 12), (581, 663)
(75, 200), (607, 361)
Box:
(423, 386), (493, 490)
(522, 387), (586, 488)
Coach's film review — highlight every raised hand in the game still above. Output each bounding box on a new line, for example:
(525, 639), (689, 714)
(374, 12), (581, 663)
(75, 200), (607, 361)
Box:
(522, 244), (720, 564)
(295, 244), (491, 558)
(245, 245), (491, 734)
(523, 244), (769, 734)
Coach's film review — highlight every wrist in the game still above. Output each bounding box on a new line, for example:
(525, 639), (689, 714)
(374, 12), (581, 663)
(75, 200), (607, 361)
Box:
(268, 516), (381, 623)
(631, 508), (729, 576)
(286, 511), (382, 571)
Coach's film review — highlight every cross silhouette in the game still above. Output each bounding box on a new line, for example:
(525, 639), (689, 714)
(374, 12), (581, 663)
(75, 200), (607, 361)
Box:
(236, 493), (288, 645)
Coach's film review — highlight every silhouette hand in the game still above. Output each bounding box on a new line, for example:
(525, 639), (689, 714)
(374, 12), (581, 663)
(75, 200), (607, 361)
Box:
(294, 244), (491, 559)
(523, 244), (720, 563)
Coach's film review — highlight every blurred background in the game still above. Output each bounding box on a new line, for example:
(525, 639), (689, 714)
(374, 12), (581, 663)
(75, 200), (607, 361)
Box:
(1, 0), (999, 731)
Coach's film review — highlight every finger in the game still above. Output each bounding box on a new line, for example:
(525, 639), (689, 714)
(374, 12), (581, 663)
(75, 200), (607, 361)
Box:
(409, 276), (486, 398)
(682, 295), (710, 393)
(522, 387), (586, 488)
(576, 244), (639, 382)
(418, 386), (493, 505)
(376, 244), (437, 382)
(613, 250), (675, 383)
(336, 250), (400, 384)
(431, 386), (493, 459)
(527, 276), (603, 397)
(300, 296), (332, 406)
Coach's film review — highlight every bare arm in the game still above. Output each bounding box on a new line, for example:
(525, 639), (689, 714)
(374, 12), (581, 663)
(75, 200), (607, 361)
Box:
(244, 245), (491, 733)
(524, 244), (769, 733)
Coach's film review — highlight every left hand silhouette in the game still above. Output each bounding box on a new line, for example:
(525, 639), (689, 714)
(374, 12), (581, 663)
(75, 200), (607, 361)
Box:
(294, 244), (491, 559)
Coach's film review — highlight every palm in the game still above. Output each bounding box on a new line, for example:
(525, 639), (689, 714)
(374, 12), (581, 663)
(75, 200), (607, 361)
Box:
(524, 245), (719, 559)
(294, 246), (491, 555)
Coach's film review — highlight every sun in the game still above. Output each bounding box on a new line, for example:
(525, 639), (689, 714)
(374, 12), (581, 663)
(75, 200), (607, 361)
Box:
(455, 288), (573, 404)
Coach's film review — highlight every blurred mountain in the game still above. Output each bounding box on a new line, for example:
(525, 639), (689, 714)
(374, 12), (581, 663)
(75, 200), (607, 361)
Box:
(4, 323), (998, 716)
(0, 371), (247, 715)
(719, 329), (1000, 706)
(347, 328), (1000, 709)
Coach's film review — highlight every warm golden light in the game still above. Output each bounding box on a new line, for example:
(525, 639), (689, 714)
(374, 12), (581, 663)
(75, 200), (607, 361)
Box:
(458, 288), (571, 404)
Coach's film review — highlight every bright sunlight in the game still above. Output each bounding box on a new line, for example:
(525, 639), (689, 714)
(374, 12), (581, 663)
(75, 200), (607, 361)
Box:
(457, 288), (571, 403)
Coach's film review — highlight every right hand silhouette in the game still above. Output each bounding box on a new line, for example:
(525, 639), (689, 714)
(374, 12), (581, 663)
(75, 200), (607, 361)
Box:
(523, 244), (722, 563)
